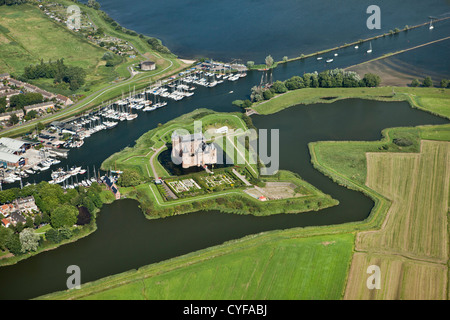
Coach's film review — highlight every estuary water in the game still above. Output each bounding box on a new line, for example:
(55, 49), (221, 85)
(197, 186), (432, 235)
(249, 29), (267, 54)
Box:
(93, 0), (450, 62)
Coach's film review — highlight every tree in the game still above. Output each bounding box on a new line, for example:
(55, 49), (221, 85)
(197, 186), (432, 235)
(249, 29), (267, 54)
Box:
(271, 81), (287, 94)
(8, 114), (19, 125)
(283, 56), (288, 62)
(0, 227), (13, 251)
(36, 122), (45, 132)
(263, 89), (274, 100)
(410, 79), (420, 87)
(117, 169), (142, 187)
(250, 86), (264, 102)
(440, 79), (449, 88)
(362, 73), (381, 87)
(285, 76), (304, 90)
(5, 233), (22, 255)
(19, 228), (40, 253)
(51, 205), (78, 228)
(45, 228), (60, 244)
(246, 61), (254, 68)
(422, 76), (433, 87)
(25, 216), (34, 229)
(87, 0), (101, 10)
(265, 55), (274, 69)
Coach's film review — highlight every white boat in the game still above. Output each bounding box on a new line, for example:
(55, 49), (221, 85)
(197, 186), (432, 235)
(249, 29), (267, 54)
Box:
(126, 114), (138, 120)
(317, 57), (323, 60)
(429, 20), (434, 30)
(4, 177), (15, 184)
(326, 59), (333, 63)
(355, 45), (359, 49)
(367, 42), (372, 53)
(334, 53), (338, 57)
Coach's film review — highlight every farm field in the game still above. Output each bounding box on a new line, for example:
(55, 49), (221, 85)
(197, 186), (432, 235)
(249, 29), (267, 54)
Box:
(39, 233), (355, 300)
(344, 140), (450, 299)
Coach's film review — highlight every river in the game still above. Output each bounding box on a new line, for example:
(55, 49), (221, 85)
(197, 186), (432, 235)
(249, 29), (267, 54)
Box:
(0, 1), (449, 299)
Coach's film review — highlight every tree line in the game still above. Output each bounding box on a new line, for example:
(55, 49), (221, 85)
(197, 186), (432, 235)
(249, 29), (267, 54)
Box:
(0, 0), (26, 6)
(410, 76), (450, 88)
(247, 69), (381, 103)
(21, 59), (86, 91)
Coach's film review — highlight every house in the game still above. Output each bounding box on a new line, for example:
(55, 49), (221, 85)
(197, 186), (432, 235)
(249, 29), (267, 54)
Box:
(103, 176), (121, 200)
(0, 110), (24, 122)
(24, 102), (54, 114)
(0, 151), (27, 168)
(9, 212), (26, 225)
(56, 94), (73, 106)
(0, 204), (14, 217)
(14, 196), (39, 214)
(1, 218), (11, 228)
(140, 60), (156, 71)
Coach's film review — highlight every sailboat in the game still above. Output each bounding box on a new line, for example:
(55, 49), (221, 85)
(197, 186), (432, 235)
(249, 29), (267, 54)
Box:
(429, 19), (434, 30)
(367, 42), (372, 53)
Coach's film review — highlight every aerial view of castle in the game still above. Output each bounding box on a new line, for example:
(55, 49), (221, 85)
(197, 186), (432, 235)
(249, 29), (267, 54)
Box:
(171, 131), (217, 169)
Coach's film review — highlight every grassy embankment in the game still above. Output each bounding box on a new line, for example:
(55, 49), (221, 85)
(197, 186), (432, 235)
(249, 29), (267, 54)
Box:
(251, 86), (450, 119)
(101, 109), (338, 219)
(39, 232), (355, 300)
(0, 2), (191, 138)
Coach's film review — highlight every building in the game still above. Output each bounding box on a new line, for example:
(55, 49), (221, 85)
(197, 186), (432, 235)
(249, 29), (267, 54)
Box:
(1, 218), (11, 228)
(56, 94), (73, 106)
(14, 196), (39, 214)
(103, 176), (121, 200)
(24, 101), (54, 114)
(171, 131), (217, 169)
(9, 212), (26, 225)
(0, 137), (29, 155)
(0, 151), (26, 168)
(0, 110), (24, 123)
(0, 203), (14, 217)
(140, 60), (156, 71)
(50, 121), (82, 135)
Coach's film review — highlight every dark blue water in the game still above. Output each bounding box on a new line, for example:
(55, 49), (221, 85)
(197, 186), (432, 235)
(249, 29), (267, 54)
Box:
(93, 0), (450, 62)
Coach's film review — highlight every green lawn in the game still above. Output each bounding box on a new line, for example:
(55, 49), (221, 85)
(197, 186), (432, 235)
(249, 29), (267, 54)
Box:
(0, 4), (115, 91)
(39, 233), (355, 300)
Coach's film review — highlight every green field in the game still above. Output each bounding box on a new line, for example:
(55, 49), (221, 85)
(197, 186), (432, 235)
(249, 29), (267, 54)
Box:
(38, 232), (355, 300)
(251, 87), (450, 119)
(0, 4), (116, 94)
